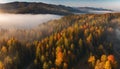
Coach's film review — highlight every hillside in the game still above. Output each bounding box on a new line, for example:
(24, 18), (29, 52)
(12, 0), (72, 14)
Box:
(0, 13), (120, 69)
(0, 2), (113, 15)
(0, 2), (81, 15)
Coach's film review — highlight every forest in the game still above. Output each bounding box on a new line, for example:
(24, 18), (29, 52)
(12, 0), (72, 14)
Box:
(0, 13), (120, 69)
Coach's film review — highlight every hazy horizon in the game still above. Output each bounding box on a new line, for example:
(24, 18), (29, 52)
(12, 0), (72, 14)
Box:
(0, 0), (120, 11)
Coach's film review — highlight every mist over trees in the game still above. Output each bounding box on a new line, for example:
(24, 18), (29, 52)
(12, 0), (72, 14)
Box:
(0, 13), (120, 69)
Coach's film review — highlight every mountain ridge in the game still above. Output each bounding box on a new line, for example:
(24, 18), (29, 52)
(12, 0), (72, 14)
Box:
(0, 2), (113, 15)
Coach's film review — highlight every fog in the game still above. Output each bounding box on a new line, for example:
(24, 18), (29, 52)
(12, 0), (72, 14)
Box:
(88, 10), (113, 14)
(0, 14), (61, 29)
(0, 14), (62, 42)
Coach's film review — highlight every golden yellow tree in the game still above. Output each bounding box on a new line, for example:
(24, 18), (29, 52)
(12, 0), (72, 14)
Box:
(88, 55), (95, 67)
(101, 55), (107, 62)
(0, 61), (5, 69)
(104, 60), (111, 69)
(1, 46), (7, 54)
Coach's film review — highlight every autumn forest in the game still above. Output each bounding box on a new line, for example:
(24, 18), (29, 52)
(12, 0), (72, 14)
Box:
(0, 13), (120, 69)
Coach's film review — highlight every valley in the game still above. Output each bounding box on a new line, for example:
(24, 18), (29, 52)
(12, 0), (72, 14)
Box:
(0, 1), (119, 69)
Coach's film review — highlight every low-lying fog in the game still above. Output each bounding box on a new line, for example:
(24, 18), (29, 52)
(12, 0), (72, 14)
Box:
(89, 10), (112, 14)
(0, 14), (61, 29)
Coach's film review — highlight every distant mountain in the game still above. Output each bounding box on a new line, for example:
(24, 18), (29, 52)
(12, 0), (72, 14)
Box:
(0, 2), (113, 15)
(0, 2), (83, 15)
(76, 7), (113, 13)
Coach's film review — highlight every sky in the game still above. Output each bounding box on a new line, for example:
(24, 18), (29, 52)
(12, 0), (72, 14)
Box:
(0, 0), (120, 11)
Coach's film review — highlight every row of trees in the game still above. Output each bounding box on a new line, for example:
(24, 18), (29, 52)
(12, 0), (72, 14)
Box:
(88, 54), (117, 69)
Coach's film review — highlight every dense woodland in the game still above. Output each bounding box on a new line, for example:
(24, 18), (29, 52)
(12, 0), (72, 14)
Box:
(0, 13), (120, 69)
